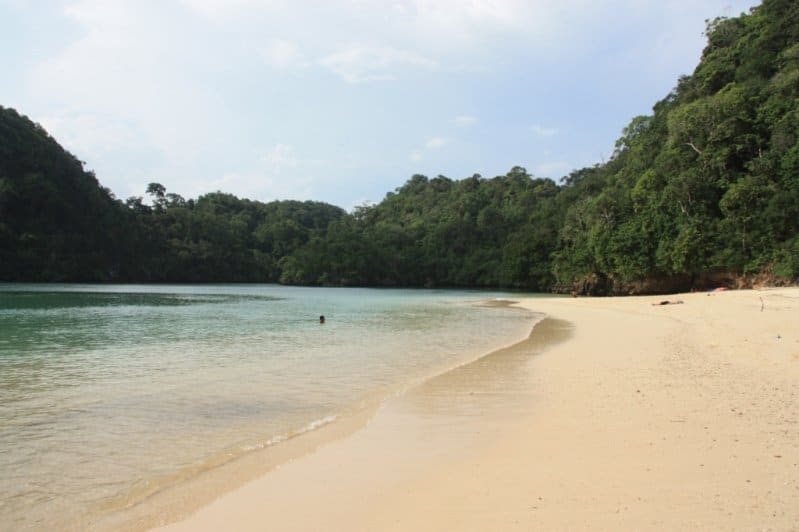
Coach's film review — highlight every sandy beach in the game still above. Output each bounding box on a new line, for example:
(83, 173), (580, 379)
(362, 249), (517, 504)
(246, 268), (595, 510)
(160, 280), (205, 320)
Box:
(150, 288), (799, 531)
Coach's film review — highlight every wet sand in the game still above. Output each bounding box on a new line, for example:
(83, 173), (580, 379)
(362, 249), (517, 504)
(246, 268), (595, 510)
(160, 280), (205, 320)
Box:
(152, 288), (799, 531)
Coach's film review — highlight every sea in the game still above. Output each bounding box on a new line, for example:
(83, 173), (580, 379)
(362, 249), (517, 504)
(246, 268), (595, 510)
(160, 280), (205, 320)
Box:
(0, 284), (539, 531)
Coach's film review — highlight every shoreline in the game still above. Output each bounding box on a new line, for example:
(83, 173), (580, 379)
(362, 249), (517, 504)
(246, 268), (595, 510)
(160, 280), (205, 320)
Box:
(96, 297), (541, 532)
(152, 288), (798, 531)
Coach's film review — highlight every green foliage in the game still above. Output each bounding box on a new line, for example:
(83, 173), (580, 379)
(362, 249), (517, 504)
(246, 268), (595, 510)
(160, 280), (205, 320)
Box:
(0, 106), (132, 281)
(125, 191), (347, 282)
(551, 0), (799, 290)
(0, 105), (346, 282)
(276, 169), (560, 289)
(2, 0), (798, 290)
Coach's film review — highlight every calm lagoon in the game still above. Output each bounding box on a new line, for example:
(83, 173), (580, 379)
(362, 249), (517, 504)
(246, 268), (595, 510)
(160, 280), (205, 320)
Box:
(0, 284), (539, 531)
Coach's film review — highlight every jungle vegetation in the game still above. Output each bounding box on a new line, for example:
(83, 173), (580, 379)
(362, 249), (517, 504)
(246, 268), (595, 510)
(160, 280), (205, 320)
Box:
(1, 0), (797, 293)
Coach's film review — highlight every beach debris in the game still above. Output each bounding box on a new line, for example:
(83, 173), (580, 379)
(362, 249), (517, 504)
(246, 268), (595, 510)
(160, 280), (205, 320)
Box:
(652, 300), (684, 306)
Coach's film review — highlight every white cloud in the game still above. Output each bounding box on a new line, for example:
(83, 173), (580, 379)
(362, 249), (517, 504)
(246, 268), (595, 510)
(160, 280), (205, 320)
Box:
(425, 136), (449, 149)
(320, 45), (438, 83)
(262, 143), (298, 171)
(31, 1), (217, 148)
(203, 170), (314, 202)
(34, 112), (167, 200)
(409, 136), (449, 161)
(62, 0), (133, 29)
(177, 0), (275, 19)
(397, 0), (537, 49)
(260, 39), (308, 69)
(453, 115), (477, 127)
(39, 112), (140, 157)
(197, 144), (318, 201)
(7, 0), (759, 209)
(530, 124), (558, 137)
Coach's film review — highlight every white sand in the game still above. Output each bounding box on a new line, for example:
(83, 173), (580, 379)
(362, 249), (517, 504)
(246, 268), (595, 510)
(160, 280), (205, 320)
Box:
(151, 288), (799, 531)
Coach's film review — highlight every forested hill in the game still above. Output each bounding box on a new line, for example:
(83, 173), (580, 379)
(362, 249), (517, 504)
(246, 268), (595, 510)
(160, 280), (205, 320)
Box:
(550, 0), (799, 293)
(1, 0), (798, 292)
(0, 107), (347, 283)
(249, 0), (799, 293)
(553, 0), (799, 294)
(0, 107), (129, 281)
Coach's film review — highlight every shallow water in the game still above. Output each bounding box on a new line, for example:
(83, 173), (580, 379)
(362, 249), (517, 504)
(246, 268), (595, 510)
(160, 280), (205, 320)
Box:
(0, 284), (537, 531)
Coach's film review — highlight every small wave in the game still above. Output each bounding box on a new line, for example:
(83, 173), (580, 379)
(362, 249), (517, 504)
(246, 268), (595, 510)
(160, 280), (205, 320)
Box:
(240, 415), (338, 452)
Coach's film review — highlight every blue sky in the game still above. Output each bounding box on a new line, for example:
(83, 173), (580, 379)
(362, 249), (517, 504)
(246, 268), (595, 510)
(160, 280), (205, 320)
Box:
(0, 0), (760, 209)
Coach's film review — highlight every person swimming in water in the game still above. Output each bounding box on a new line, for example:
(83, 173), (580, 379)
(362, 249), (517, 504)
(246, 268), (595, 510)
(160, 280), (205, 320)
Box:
(319, 315), (325, 324)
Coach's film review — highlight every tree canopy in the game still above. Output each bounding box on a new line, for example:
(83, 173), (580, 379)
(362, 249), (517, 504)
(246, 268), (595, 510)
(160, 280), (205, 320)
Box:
(1, 0), (797, 293)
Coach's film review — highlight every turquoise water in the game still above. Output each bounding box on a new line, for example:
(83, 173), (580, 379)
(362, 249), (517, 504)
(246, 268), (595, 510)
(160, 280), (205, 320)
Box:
(0, 284), (537, 531)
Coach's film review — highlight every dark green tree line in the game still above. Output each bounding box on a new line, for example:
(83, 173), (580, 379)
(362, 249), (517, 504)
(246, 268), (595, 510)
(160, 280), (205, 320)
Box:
(2, 0), (797, 292)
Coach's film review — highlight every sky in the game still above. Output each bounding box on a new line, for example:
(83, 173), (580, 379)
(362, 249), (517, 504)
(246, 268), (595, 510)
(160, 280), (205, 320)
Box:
(0, 0), (760, 210)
